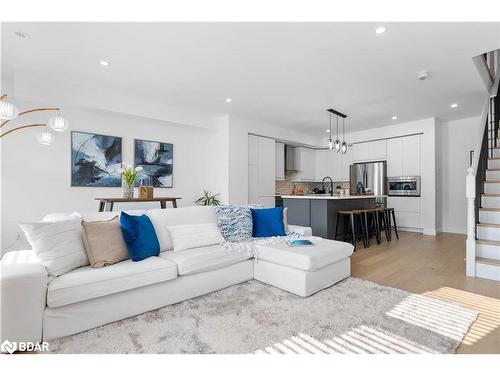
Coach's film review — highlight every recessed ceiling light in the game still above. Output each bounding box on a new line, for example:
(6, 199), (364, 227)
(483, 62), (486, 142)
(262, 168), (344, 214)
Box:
(450, 103), (458, 108)
(100, 60), (110, 67)
(326, 129), (330, 133)
(375, 26), (386, 34)
(225, 98), (232, 103)
(14, 31), (30, 39)
(392, 116), (398, 120)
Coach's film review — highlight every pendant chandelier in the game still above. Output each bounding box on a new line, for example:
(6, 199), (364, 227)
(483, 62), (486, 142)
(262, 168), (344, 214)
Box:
(327, 108), (348, 153)
(0, 94), (69, 145)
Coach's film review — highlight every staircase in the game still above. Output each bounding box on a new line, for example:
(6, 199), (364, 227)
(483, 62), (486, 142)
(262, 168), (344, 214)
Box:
(475, 149), (500, 280)
(466, 49), (500, 281)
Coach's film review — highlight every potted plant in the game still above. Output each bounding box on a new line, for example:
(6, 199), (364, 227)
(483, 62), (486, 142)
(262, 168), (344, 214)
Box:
(119, 163), (143, 199)
(195, 190), (221, 206)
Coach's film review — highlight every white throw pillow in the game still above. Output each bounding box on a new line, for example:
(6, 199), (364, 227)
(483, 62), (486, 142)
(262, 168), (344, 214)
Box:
(167, 223), (225, 252)
(19, 218), (89, 276)
(148, 206), (218, 252)
(43, 211), (82, 222)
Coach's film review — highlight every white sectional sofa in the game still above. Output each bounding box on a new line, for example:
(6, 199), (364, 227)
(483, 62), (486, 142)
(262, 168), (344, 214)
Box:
(1, 206), (353, 345)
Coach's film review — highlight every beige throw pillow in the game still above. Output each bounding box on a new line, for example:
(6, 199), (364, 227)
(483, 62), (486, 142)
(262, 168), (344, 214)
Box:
(81, 216), (129, 268)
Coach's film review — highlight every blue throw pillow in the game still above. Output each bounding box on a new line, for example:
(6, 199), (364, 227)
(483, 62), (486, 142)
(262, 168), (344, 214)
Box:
(120, 212), (160, 261)
(215, 205), (253, 242)
(251, 207), (286, 238)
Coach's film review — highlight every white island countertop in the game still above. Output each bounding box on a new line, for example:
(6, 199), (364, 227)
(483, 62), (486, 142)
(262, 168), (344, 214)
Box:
(280, 195), (387, 200)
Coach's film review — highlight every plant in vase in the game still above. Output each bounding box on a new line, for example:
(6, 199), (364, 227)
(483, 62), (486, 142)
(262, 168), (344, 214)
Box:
(119, 163), (143, 199)
(194, 190), (221, 206)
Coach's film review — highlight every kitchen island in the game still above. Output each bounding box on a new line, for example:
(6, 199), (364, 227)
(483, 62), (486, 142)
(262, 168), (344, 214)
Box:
(281, 195), (387, 240)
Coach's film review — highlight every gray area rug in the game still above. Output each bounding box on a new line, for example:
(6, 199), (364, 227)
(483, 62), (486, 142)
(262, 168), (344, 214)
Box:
(48, 278), (477, 354)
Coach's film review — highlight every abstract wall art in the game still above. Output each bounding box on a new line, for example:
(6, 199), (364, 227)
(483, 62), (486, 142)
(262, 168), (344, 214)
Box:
(71, 131), (122, 187)
(134, 139), (173, 188)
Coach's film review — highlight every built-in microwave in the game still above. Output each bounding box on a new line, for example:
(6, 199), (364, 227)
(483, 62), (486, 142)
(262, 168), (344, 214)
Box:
(387, 176), (421, 197)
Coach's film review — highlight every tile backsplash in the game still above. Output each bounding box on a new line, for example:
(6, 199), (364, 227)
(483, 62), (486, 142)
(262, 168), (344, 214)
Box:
(275, 178), (350, 195)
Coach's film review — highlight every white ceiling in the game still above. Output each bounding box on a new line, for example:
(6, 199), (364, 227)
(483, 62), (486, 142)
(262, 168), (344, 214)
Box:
(2, 22), (499, 134)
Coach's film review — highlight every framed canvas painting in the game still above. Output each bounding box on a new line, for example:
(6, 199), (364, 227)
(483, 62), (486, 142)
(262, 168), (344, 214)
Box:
(134, 139), (173, 187)
(71, 131), (122, 187)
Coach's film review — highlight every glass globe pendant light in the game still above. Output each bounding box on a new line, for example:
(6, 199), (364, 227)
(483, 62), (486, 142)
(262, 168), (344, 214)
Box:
(0, 95), (19, 120)
(334, 115), (341, 152)
(328, 111), (333, 150)
(37, 130), (55, 145)
(48, 112), (69, 132)
(341, 117), (348, 154)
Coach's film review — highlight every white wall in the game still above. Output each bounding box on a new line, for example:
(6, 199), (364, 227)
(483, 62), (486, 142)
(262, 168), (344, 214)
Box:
(1, 101), (228, 250)
(439, 116), (481, 234)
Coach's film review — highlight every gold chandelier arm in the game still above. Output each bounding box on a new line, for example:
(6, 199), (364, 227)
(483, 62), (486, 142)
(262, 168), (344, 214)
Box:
(0, 94), (7, 101)
(0, 123), (46, 138)
(0, 107), (60, 128)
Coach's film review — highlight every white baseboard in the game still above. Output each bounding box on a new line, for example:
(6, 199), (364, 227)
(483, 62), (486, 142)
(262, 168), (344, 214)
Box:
(439, 227), (467, 235)
(423, 228), (437, 236)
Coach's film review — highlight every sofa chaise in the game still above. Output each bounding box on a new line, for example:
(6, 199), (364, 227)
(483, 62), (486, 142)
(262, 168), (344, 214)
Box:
(0, 206), (353, 346)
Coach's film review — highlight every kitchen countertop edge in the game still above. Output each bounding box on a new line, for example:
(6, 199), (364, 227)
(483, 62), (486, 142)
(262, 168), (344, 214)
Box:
(280, 195), (387, 200)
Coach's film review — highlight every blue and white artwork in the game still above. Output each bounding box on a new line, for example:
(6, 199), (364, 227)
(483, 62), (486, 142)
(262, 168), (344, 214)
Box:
(134, 139), (173, 188)
(71, 131), (122, 187)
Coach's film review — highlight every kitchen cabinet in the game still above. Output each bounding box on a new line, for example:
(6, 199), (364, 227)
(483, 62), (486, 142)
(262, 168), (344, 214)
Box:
(387, 196), (421, 229)
(386, 135), (420, 177)
(341, 150), (353, 181)
(248, 135), (275, 207)
(293, 147), (316, 181)
(352, 140), (386, 163)
(402, 135), (421, 176)
(315, 149), (351, 182)
(315, 150), (329, 181)
(275, 142), (285, 180)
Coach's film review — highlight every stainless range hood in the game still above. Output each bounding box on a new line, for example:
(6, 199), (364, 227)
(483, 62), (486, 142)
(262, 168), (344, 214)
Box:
(285, 145), (299, 173)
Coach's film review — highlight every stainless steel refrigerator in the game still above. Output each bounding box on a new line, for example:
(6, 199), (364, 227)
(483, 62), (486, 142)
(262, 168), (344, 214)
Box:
(350, 161), (387, 196)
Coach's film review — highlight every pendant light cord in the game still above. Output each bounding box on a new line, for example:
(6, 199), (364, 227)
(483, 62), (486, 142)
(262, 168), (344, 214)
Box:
(329, 112), (332, 142)
(336, 116), (339, 140)
(342, 118), (345, 141)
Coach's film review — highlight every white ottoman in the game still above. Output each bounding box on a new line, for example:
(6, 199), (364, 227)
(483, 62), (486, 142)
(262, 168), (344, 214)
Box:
(253, 237), (354, 297)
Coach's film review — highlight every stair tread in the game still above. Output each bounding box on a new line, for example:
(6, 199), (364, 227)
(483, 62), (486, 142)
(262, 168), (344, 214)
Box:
(483, 180), (500, 183)
(479, 207), (500, 211)
(477, 222), (500, 228)
(476, 239), (500, 246)
(486, 168), (500, 171)
(482, 193), (500, 196)
(488, 157), (500, 160)
(476, 257), (500, 266)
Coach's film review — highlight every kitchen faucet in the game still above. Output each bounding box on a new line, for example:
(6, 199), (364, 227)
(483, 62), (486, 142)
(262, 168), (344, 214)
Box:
(322, 176), (334, 196)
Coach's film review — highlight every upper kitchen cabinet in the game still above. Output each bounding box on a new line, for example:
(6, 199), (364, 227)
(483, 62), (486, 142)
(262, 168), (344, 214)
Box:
(352, 140), (387, 163)
(315, 150), (329, 181)
(315, 149), (351, 182)
(402, 135), (421, 176)
(293, 147), (316, 181)
(275, 142), (285, 180)
(341, 150), (353, 181)
(387, 135), (421, 177)
(248, 135), (276, 207)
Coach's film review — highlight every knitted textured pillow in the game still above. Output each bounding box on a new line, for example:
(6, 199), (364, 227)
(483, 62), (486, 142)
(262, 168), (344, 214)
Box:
(214, 205), (253, 242)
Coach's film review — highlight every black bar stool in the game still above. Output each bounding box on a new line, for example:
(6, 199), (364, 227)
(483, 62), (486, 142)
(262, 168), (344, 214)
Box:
(376, 208), (391, 241)
(335, 209), (368, 250)
(364, 208), (383, 245)
(384, 207), (399, 240)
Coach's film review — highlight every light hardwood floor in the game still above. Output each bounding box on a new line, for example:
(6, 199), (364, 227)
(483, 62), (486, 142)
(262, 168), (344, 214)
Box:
(351, 231), (500, 354)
